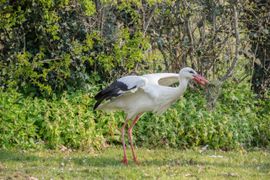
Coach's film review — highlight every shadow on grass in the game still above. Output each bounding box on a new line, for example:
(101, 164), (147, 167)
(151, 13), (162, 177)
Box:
(1, 149), (269, 174)
(0, 149), (122, 167)
(71, 156), (122, 167)
(0, 150), (40, 162)
(141, 157), (270, 174)
(71, 155), (270, 174)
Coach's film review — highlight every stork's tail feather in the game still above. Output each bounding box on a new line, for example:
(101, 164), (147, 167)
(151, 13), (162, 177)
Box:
(94, 88), (115, 110)
(94, 89), (108, 100)
(93, 100), (101, 110)
(94, 90), (107, 110)
(94, 80), (128, 110)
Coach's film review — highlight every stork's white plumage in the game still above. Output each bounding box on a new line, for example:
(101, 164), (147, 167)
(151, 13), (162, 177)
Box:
(94, 67), (208, 165)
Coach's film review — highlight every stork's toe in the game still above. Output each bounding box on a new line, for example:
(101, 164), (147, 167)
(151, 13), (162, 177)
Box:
(121, 158), (128, 165)
(133, 158), (140, 165)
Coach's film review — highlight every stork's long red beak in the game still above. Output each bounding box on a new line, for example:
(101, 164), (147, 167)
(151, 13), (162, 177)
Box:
(193, 74), (208, 86)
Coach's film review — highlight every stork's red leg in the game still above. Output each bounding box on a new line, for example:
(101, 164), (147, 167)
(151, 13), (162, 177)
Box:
(121, 117), (129, 165)
(128, 113), (142, 164)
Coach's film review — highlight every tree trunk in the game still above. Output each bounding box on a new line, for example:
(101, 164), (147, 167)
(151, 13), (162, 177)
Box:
(247, 0), (270, 98)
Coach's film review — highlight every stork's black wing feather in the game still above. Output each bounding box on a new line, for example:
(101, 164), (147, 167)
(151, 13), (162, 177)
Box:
(95, 81), (130, 100)
(93, 81), (134, 110)
(94, 76), (146, 110)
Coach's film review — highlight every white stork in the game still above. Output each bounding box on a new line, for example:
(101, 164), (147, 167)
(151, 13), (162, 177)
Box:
(94, 67), (208, 165)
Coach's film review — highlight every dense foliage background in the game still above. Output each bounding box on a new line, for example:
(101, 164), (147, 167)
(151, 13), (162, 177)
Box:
(0, 0), (269, 150)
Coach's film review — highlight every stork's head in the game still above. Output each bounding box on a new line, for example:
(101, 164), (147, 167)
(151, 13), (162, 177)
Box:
(179, 67), (208, 85)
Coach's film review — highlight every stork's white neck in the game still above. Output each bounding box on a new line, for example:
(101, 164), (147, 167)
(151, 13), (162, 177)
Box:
(163, 77), (189, 103)
(177, 77), (190, 96)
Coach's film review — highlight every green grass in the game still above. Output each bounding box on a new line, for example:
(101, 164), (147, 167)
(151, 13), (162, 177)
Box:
(0, 147), (269, 179)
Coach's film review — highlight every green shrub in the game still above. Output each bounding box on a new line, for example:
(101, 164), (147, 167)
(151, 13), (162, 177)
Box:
(134, 83), (267, 150)
(0, 1), (151, 97)
(0, 90), (42, 149)
(0, 89), (105, 150)
(0, 82), (269, 150)
(250, 99), (270, 147)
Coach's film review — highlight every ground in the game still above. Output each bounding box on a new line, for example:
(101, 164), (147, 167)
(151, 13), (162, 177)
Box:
(0, 147), (269, 179)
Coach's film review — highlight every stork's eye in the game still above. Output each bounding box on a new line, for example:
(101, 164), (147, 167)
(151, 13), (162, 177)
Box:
(189, 70), (194, 74)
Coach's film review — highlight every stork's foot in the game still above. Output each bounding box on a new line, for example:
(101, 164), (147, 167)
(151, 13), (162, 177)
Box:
(121, 158), (128, 165)
(133, 158), (140, 165)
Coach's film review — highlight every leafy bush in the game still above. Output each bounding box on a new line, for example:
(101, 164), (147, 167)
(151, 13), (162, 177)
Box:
(0, 0), (151, 96)
(250, 99), (270, 147)
(0, 89), (105, 150)
(0, 90), (41, 149)
(134, 83), (258, 150)
(0, 82), (269, 150)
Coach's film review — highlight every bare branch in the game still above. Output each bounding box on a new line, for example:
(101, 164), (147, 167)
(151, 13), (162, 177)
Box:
(143, 4), (157, 37)
(220, 3), (240, 82)
(39, 58), (62, 63)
